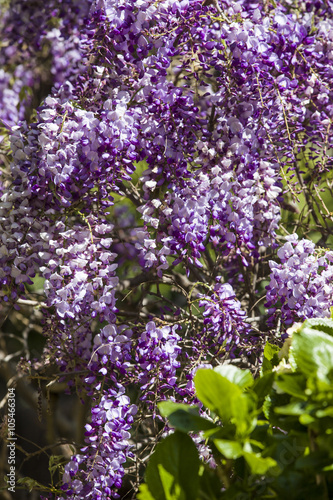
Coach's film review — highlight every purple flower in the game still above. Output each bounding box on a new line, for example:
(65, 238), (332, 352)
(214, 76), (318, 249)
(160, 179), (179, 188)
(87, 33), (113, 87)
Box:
(266, 235), (333, 328)
(135, 322), (181, 402)
(198, 281), (250, 355)
(62, 386), (137, 500)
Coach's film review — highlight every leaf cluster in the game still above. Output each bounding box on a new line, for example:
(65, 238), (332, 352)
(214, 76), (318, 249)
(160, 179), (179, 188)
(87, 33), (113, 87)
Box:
(138, 319), (333, 499)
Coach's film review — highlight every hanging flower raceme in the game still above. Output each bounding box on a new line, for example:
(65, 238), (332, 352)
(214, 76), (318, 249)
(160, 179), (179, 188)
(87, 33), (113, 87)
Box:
(58, 323), (136, 498)
(266, 234), (333, 328)
(135, 321), (181, 405)
(198, 280), (251, 355)
(61, 386), (137, 500)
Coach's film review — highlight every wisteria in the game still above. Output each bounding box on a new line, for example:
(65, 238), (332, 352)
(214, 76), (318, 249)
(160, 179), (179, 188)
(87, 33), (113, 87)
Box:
(135, 322), (181, 402)
(198, 281), (250, 354)
(61, 386), (137, 499)
(266, 234), (333, 328)
(1, 0), (333, 498)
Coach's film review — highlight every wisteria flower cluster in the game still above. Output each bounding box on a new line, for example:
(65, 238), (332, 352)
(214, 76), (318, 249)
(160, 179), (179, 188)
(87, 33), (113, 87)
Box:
(135, 321), (181, 402)
(61, 387), (137, 499)
(198, 281), (250, 354)
(0, 0), (333, 498)
(266, 234), (333, 328)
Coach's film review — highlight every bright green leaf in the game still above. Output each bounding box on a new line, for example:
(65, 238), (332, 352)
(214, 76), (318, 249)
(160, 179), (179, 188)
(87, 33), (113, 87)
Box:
(144, 431), (200, 500)
(158, 465), (186, 500)
(213, 439), (244, 459)
(302, 318), (333, 337)
(315, 407), (333, 418)
(159, 401), (199, 418)
(137, 484), (156, 500)
(194, 369), (257, 436)
(243, 452), (277, 475)
(262, 342), (280, 374)
(247, 439), (265, 450)
(275, 373), (307, 400)
(299, 413), (316, 425)
(194, 369), (242, 419)
(274, 401), (306, 416)
(291, 327), (333, 383)
(214, 364), (253, 388)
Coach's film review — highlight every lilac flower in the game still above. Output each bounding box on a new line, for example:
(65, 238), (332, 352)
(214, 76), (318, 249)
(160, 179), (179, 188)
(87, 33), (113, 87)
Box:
(135, 322), (181, 402)
(266, 234), (333, 328)
(198, 281), (250, 355)
(62, 386), (137, 500)
(0, 0), (333, 497)
(0, 67), (33, 126)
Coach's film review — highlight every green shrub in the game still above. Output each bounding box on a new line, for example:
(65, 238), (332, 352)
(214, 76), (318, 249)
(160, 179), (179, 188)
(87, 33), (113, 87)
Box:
(138, 319), (333, 500)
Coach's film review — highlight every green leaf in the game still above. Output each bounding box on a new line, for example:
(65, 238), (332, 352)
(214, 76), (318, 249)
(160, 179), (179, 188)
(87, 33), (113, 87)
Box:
(159, 401), (199, 418)
(213, 439), (244, 459)
(247, 438), (265, 450)
(299, 413), (316, 425)
(158, 465), (186, 500)
(137, 484), (156, 500)
(214, 364), (254, 388)
(262, 342), (280, 374)
(274, 401), (306, 416)
(194, 369), (256, 436)
(144, 431), (200, 500)
(275, 373), (307, 400)
(202, 422), (236, 440)
(315, 406), (333, 418)
(302, 318), (333, 337)
(242, 452), (277, 475)
(194, 369), (242, 419)
(16, 477), (47, 492)
(159, 402), (216, 433)
(252, 372), (275, 406)
(291, 326), (333, 383)
(167, 410), (217, 433)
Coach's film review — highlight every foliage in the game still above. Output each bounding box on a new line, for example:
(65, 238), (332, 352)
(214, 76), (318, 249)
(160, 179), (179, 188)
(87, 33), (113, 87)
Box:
(139, 319), (333, 500)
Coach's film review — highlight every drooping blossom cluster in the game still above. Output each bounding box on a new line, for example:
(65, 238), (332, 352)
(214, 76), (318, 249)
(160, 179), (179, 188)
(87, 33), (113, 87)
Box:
(266, 234), (333, 328)
(0, 0), (333, 498)
(0, 66), (33, 127)
(0, 0), (92, 133)
(135, 321), (181, 403)
(61, 387), (137, 499)
(137, 159), (281, 275)
(198, 281), (251, 355)
(39, 220), (119, 379)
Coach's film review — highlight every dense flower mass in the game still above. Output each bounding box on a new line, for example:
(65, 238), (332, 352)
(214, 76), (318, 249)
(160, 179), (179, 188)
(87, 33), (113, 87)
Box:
(266, 234), (333, 328)
(135, 321), (181, 401)
(198, 281), (250, 354)
(61, 386), (137, 499)
(1, 0), (333, 498)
